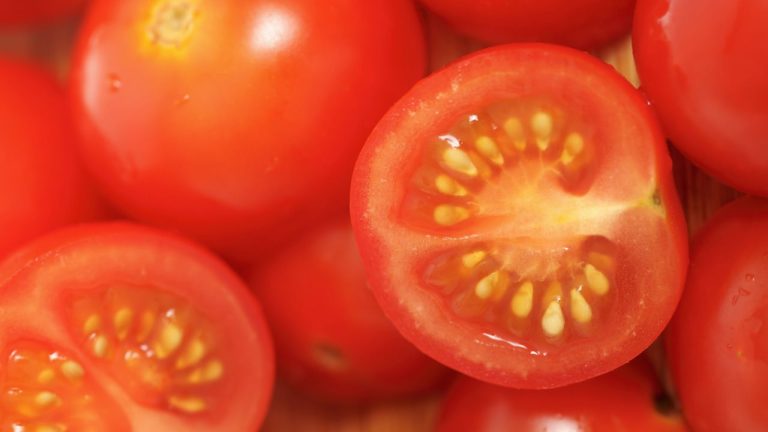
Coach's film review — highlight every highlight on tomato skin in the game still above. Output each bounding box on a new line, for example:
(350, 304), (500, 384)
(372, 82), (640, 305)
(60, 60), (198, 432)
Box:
(633, 0), (768, 197)
(435, 360), (686, 432)
(666, 197), (768, 432)
(249, 220), (451, 404)
(418, 0), (635, 49)
(70, 0), (428, 262)
(0, 57), (105, 261)
(0, 222), (275, 431)
(350, 43), (688, 389)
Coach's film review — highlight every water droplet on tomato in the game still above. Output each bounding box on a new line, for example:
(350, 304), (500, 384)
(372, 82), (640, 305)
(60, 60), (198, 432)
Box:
(108, 74), (122, 93)
(175, 94), (191, 106)
(746, 273), (756, 282)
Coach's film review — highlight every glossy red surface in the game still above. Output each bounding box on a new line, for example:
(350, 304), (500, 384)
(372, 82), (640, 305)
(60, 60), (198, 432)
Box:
(634, 0), (768, 196)
(0, 0), (86, 25)
(666, 197), (768, 431)
(436, 361), (686, 432)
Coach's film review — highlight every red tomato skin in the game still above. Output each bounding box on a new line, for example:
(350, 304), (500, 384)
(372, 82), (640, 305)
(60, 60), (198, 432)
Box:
(350, 44), (688, 389)
(0, 222), (275, 431)
(0, 57), (104, 260)
(0, 0), (86, 26)
(419, 0), (635, 49)
(666, 197), (768, 432)
(70, 0), (426, 261)
(249, 221), (450, 403)
(634, 0), (768, 196)
(436, 361), (687, 432)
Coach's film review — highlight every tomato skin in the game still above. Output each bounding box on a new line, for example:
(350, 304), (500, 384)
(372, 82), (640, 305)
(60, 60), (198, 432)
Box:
(666, 197), (768, 432)
(0, 57), (103, 260)
(249, 220), (450, 403)
(70, 0), (426, 261)
(419, 0), (635, 49)
(0, 222), (275, 431)
(633, 0), (768, 196)
(350, 44), (687, 389)
(0, 0), (86, 26)
(437, 361), (686, 432)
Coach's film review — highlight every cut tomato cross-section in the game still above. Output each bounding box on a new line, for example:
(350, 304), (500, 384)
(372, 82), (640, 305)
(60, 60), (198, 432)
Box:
(0, 223), (274, 430)
(350, 44), (688, 389)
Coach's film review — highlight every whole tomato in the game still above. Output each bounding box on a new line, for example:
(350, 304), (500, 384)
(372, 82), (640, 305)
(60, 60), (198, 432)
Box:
(71, 0), (426, 261)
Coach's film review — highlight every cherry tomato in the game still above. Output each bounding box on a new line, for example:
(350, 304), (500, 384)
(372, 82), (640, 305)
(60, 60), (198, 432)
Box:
(0, 223), (275, 430)
(70, 0), (426, 261)
(249, 220), (449, 403)
(350, 44), (688, 389)
(436, 360), (686, 431)
(633, 0), (768, 196)
(418, 0), (635, 49)
(0, 57), (103, 259)
(666, 197), (768, 431)
(0, 0), (86, 26)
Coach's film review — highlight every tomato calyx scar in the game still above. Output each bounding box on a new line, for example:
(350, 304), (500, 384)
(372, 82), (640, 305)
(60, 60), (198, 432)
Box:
(145, 0), (199, 50)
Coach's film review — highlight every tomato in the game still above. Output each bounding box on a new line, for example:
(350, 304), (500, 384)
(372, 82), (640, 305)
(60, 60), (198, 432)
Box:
(0, 0), (86, 26)
(666, 197), (768, 431)
(0, 223), (274, 430)
(425, 14), (486, 73)
(70, 0), (426, 261)
(350, 44), (687, 389)
(0, 57), (103, 260)
(633, 0), (768, 196)
(418, 0), (635, 49)
(436, 360), (686, 431)
(249, 220), (450, 403)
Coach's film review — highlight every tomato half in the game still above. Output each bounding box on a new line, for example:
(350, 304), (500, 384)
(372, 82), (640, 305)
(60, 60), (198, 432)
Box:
(436, 360), (686, 431)
(249, 220), (449, 403)
(70, 0), (426, 261)
(633, 0), (768, 196)
(666, 197), (768, 431)
(0, 223), (274, 430)
(350, 44), (687, 389)
(418, 0), (635, 49)
(0, 57), (103, 260)
(0, 0), (86, 26)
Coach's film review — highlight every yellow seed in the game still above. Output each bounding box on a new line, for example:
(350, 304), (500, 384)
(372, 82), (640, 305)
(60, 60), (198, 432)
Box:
(202, 360), (224, 381)
(510, 281), (534, 318)
(136, 310), (156, 342)
(114, 307), (134, 341)
(435, 174), (468, 196)
(475, 136), (504, 165)
(61, 360), (85, 380)
(92, 334), (108, 358)
(442, 148), (478, 177)
(37, 368), (55, 384)
(35, 391), (61, 408)
(570, 289), (593, 323)
(433, 205), (470, 226)
(474, 271), (501, 300)
(154, 320), (184, 359)
(561, 132), (585, 165)
(83, 314), (100, 334)
(584, 264), (610, 295)
(541, 301), (565, 337)
(531, 111), (554, 151)
(176, 337), (207, 369)
(34, 425), (62, 432)
(503, 117), (526, 151)
(169, 395), (207, 413)
(461, 251), (486, 268)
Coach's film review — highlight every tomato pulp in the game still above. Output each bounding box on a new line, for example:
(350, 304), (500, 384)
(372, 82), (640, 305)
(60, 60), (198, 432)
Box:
(350, 44), (687, 389)
(71, 0), (427, 260)
(0, 223), (274, 430)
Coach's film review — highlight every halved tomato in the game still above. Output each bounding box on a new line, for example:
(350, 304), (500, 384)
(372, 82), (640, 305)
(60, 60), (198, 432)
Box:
(350, 44), (687, 389)
(0, 223), (274, 430)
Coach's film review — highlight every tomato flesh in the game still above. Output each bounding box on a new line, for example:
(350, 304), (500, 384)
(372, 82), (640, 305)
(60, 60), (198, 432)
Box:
(0, 223), (274, 430)
(350, 44), (688, 389)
